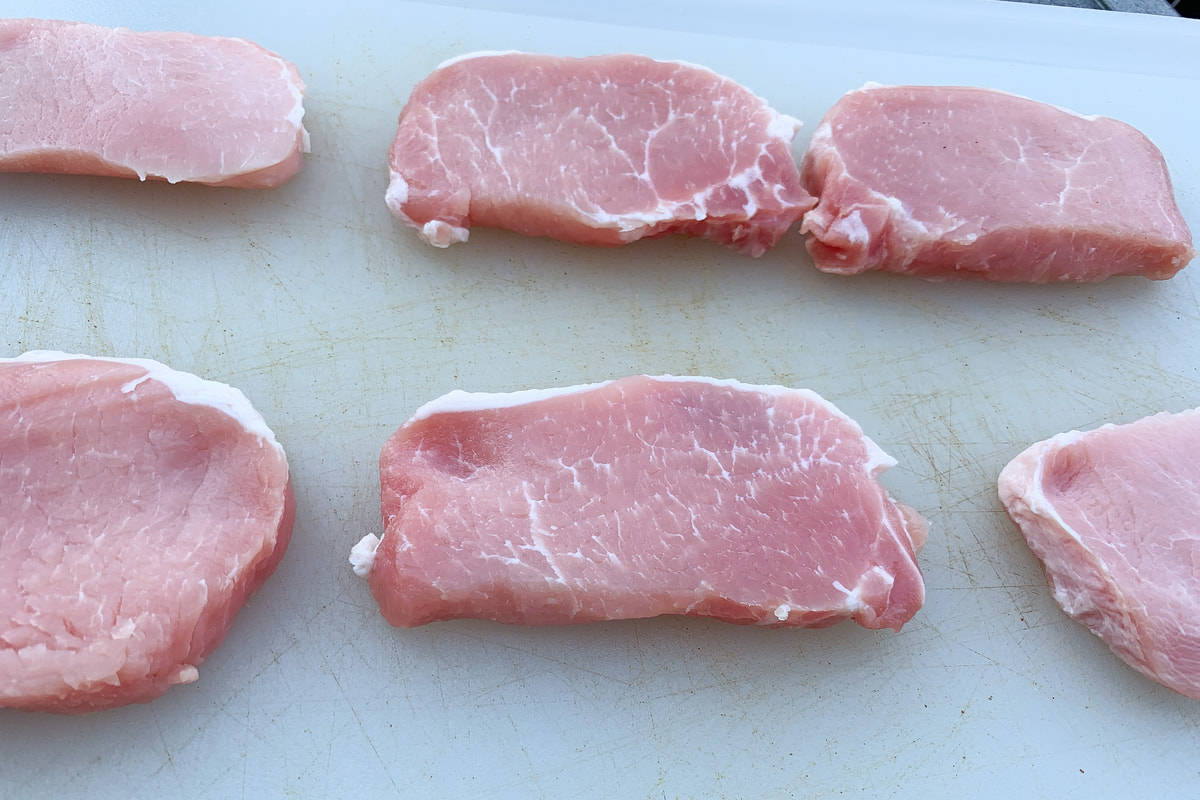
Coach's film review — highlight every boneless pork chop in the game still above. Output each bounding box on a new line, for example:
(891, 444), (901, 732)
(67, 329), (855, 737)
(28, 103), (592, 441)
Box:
(0, 353), (293, 713)
(0, 19), (308, 188)
(800, 84), (1194, 282)
(386, 52), (816, 255)
(999, 410), (1200, 699)
(353, 376), (926, 629)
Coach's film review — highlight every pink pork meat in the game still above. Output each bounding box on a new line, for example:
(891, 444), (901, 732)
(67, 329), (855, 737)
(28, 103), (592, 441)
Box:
(353, 376), (926, 629)
(0, 352), (294, 713)
(800, 84), (1194, 282)
(999, 409), (1200, 700)
(0, 19), (308, 188)
(386, 52), (816, 255)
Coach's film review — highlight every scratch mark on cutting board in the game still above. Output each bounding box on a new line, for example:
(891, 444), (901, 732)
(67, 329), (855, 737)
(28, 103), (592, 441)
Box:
(501, 712), (548, 800)
(240, 702), (249, 800)
(319, 648), (401, 797)
(147, 706), (185, 794)
(442, 629), (634, 686)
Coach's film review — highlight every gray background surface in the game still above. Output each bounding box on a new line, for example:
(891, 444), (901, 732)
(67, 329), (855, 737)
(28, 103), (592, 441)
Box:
(1007, 0), (1178, 15)
(1, 1), (1198, 798)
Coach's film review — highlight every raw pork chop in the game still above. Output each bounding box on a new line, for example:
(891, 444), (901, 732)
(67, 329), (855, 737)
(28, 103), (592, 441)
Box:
(353, 376), (926, 629)
(800, 84), (1194, 282)
(999, 410), (1200, 699)
(386, 52), (815, 255)
(0, 352), (293, 713)
(0, 19), (308, 188)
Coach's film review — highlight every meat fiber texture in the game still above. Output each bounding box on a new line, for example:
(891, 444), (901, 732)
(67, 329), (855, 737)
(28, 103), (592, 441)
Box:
(0, 352), (294, 714)
(800, 84), (1194, 282)
(386, 52), (816, 256)
(0, 19), (308, 188)
(999, 410), (1200, 700)
(353, 376), (926, 630)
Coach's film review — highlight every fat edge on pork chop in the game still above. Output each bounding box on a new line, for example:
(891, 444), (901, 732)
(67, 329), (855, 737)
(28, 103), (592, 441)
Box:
(352, 375), (927, 630)
(386, 52), (816, 255)
(0, 352), (294, 713)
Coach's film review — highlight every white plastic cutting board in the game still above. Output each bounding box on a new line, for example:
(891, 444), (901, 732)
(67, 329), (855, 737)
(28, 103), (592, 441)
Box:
(1, 1), (1198, 797)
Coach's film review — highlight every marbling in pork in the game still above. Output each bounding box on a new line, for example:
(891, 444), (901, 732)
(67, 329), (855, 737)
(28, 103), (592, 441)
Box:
(0, 353), (293, 713)
(0, 19), (308, 187)
(354, 376), (926, 629)
(386, 52), (815, 255)
(800, 84), (1193, 281)
(1000, 409), (1200, 699)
